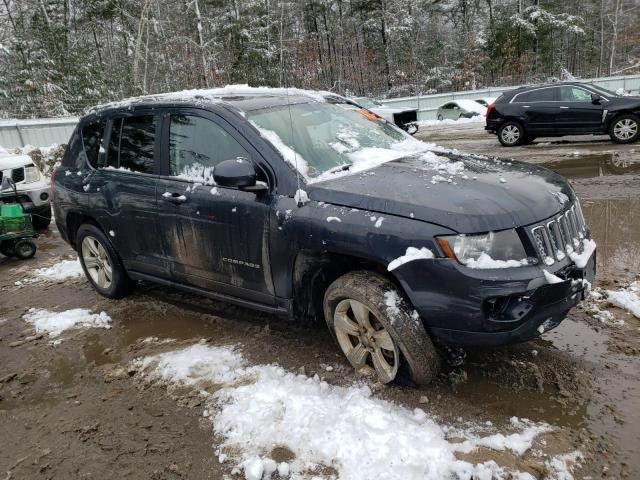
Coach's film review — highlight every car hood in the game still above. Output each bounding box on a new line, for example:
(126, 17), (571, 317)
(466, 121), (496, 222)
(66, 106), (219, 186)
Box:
(307, 151), (575, 233)
(0, 154), (33, 170)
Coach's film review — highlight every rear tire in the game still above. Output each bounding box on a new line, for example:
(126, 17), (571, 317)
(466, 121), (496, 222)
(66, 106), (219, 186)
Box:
(609, 114), (639, 144)
(437, 114), (443, 121)
(14, 240), (36, 260)
(77, 224), (133, 299)
(323, 270), (441, 386)
(498, 121), (525, 147)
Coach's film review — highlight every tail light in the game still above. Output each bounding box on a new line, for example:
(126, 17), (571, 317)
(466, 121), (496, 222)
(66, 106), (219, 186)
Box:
(486, 103), (496, 118)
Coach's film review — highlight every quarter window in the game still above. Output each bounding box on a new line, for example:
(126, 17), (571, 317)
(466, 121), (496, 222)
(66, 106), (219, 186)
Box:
(108, 115), (157, 174)
(168, 114), (250, 179)
(82, 122), (105, 168)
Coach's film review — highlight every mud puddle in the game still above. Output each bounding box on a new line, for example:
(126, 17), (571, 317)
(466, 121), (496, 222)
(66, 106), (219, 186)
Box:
(540, 153), (640, 179)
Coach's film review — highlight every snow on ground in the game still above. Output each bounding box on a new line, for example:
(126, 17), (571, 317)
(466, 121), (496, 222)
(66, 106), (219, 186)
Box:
(387, 246), (434, 271)
(606, 281), (640, 319)
(135, 342), (577, 480)
(30, 259), (83, 282)
(23, 308), (111, 339)
(417, 115), (485, 127)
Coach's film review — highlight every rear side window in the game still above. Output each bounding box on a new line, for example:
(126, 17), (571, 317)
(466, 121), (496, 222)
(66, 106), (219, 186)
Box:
(108, 115), (157, 174)
(513, 88), (557, 103)
(168, 114), (250, 178)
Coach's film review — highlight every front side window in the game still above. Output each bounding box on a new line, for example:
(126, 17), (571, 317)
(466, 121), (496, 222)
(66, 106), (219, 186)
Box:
(169, 114), (250, 180)
(559, 86), (592, 102)
(108, 115), (157, 174)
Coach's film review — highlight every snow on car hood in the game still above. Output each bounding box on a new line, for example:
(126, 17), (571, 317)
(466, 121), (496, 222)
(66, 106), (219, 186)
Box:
(307, 151), (576, 233)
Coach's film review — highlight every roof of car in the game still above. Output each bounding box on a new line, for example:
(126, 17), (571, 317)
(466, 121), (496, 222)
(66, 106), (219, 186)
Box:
(87, 85), (337, 116)
(506, 81), (596, 95)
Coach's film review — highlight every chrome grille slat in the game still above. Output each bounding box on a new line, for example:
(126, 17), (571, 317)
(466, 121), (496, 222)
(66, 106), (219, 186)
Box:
(530, 201), (588, 263)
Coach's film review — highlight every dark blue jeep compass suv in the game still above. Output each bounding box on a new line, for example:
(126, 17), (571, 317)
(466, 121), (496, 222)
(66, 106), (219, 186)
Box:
(53, 86), (596, 385)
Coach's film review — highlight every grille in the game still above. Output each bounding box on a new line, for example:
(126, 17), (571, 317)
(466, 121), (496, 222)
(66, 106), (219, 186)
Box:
(530, 202), (587, 265)
(11, 167), (25, 183)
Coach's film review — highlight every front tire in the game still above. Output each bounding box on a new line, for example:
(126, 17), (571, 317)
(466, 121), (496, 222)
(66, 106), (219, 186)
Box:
(0, 240), (16, 257)
(498, 121), (525, 147)
(437, 114), (443, 121)
(609, 114), (639, 144)
(323, 270), (441, 386)
(77, 224), (133, 299)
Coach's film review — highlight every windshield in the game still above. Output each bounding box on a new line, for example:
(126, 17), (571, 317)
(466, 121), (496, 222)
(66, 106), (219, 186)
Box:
(248, 102), (424, 181)
(586, 84), (619, 98)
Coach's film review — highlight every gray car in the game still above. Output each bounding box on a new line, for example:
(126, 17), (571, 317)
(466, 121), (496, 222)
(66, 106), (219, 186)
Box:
(436, 100), (486, 121)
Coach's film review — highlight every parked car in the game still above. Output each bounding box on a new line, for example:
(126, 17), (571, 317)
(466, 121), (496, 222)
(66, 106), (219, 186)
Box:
(352, 97), (419, 134)
(436, 100), (486, 120)
(0, 153), (52, 229)
(486, 82), (640, 146)
(53, 86), (596, 386)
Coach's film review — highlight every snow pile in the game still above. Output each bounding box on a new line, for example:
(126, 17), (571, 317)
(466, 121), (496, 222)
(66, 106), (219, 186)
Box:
(568, 239), (596, 268)
(464, 253), (528, 269)
(23, 308), (112, 338)
(387, 247), (435, 271)
(544, 451), (583, 480)
(30, 259), (84, 282)
(606, 281), (640, 319)
(135, 343), (565, 480)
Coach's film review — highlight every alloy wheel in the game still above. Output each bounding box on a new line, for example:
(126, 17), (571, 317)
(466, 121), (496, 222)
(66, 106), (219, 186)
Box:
(501, 124), (521, 145)
(81, 236), (113, 289)
(333, 298), (399, 383)
(613, 118), (638, 141)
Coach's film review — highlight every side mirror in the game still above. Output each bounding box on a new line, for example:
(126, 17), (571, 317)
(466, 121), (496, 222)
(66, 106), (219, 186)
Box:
(591, 93), (602, 104)
(213, 158), (267, 191)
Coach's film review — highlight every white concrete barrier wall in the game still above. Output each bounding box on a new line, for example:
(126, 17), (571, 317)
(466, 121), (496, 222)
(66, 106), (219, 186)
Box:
(1, 74), (639, 147)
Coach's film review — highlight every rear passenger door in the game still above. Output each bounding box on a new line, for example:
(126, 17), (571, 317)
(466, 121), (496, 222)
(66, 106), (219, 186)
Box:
(89, 113), (168, 278)
(157, 109), (275, 304)
(511, 87), (559, 135)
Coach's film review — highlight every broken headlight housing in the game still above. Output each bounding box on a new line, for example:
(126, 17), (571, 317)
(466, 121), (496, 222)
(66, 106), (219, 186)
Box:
(437, 229), (529, 266)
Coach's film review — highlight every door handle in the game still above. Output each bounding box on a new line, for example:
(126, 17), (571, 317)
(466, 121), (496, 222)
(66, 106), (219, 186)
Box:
(559, 106), (569, 109)
(162, 191), (188, 204)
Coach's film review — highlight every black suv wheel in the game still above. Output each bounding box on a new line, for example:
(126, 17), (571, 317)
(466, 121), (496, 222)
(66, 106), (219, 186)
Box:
(498, 121), (525, 147)
(77, 224), (133, 299)
(323, 270), (441, 386)
(609, 114), (640, 144)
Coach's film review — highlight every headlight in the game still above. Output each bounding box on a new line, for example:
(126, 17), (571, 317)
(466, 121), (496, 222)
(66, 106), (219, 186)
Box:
(24, 165), (41, 183)
(436, 229), (530, 268)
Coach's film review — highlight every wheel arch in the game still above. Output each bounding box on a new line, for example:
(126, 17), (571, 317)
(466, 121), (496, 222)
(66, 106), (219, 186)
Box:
(605, 109), (640, 130)
(291, 250), (404, 323)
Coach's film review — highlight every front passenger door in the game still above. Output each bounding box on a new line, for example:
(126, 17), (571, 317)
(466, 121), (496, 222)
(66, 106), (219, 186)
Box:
(556, 86), (604, 133)
(157, 110), (275, 304)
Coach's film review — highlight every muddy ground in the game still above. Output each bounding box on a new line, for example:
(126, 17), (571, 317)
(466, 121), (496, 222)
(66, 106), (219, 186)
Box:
(1, 127), (639, 479)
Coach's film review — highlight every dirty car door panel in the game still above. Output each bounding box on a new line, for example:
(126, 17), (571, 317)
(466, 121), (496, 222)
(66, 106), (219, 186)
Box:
(157, 110), (275, 303)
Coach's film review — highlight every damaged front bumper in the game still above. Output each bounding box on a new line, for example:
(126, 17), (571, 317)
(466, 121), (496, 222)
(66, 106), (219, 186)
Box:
(395, 251), (596, 347)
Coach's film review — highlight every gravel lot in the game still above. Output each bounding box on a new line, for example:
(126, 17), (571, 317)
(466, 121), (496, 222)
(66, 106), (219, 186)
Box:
(1, 130), (639, 479)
